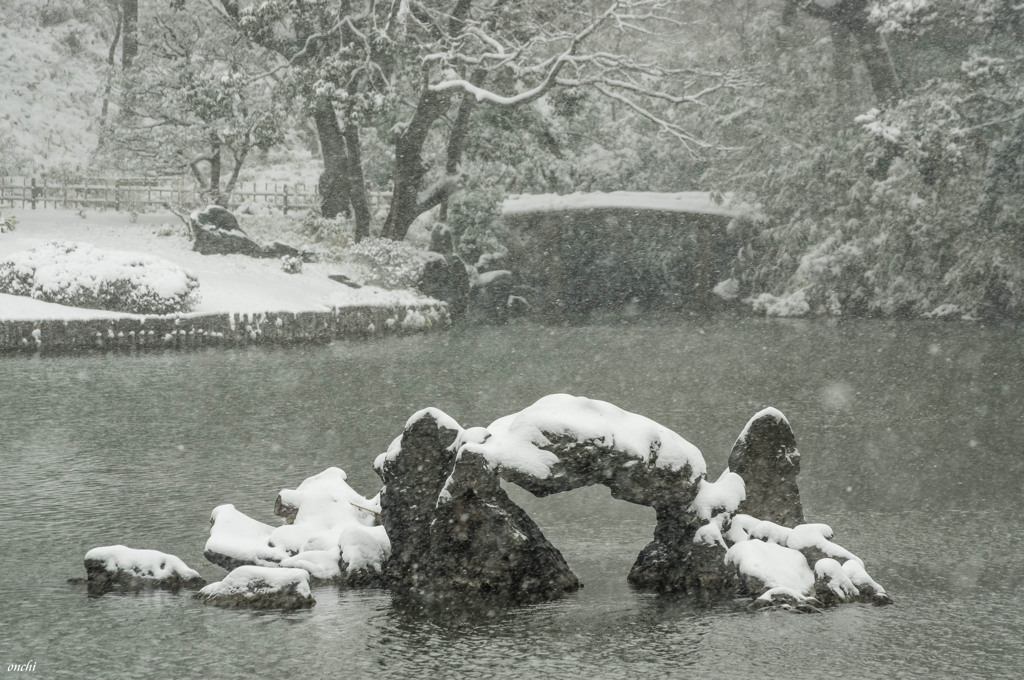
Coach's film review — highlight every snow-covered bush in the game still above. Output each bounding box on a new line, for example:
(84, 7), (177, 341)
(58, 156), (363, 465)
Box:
(345, 237), (432, 289)
(280, 254), (303, 274)
(0, 210), (16, 233)
(300, 212), (352, 248)
(0, 241), (200, 314)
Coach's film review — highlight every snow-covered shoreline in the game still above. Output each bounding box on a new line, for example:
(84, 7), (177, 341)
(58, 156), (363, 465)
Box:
(0, 208), (449, 349)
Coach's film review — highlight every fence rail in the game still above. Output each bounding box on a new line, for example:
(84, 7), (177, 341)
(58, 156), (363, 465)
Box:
(0, 176), (391, 215)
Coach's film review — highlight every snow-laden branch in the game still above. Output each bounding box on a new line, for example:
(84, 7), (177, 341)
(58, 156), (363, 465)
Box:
(428, 76), (553, 106)
(426, 0), (625, 106)
(591, 83), (714, 154)
(954, 106), (1024, 136)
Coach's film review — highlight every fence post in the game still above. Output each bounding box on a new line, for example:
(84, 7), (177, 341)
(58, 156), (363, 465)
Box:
(30, 177), (37, 209)
(283, 184), (289, 215)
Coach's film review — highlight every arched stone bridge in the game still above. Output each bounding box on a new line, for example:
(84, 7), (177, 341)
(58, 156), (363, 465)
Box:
(499, 192), (755, 314)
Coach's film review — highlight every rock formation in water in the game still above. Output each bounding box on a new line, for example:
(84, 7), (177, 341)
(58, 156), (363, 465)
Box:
(627, 407), (891, 609)
(83, 546), (206, 595)
(80, 394), (890, 613)
(371, 395), (890, 610)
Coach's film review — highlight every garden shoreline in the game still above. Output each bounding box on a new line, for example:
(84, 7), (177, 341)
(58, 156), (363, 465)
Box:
(0, 208), (452, 353)
(0, 302), (450, 354)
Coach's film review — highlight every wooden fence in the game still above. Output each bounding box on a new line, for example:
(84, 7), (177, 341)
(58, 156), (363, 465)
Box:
(0, 176), (391, 215)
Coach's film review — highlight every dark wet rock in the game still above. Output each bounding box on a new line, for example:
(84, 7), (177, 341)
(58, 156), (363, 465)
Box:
(328, 273), (362, 288)
(627, 503), (700, 592)
(470, 269), (514, 321)
(375, 408), (461, 588)
(195, 566), (314, 610)
(430, 444), (580, 601)
(474, 250), (511, 274)
(190, 205), (317, 261)
(468, 270), (535, 322)
(375, 409), (579, 602)
(727, 407), (804, 527)
(84, 546), (206, 596)
(418, 253), (471, 317)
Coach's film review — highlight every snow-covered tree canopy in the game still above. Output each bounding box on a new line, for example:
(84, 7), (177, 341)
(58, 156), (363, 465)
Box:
(212, 0), (743, 239)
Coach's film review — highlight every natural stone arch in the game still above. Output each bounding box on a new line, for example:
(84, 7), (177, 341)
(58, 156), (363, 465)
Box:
(375, 395), (888, 608)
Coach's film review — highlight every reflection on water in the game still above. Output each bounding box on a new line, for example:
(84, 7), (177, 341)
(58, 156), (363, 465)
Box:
(1, 316), (1022, 678)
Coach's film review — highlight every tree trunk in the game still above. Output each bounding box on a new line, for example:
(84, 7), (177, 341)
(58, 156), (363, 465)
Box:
(313, 100), (352, 219)
(380, 89), (453, 241)
(343, 123), (371, 241)
(848, 18), (899, 104)
(793, 0), (900, 104)
(224, 142), (250, 204)
(438, 70), (485, 225)
(380, 0), (476, 241)
(829, 21), (856, 105)
(209, 135), (224, 206)
(121, 0), (138, 69)
(100, 4), (122, 128)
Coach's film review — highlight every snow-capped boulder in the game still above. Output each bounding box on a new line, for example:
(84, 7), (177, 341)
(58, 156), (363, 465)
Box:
(190, 205), (314, 261)
(727, 408), (805, 527)
(271, 467), (389, 585)
(469, 269), (532, 323)
(431, 438), (580, 600)
(628, 469), (745, 593)
(84, 545), (206, 595)
(417, 252), (471, 316)
(626, 406), (888, 609)
(204, 504), (284, 571)
(195, 566), (314, 610)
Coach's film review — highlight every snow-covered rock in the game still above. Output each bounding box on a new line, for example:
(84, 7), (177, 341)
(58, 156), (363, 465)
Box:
(460, 394), (706, 506)
(190, 205), (313, 262)
(83, 545), (206, 594)
(204, 468), (389, 586)
(271, 467), (389, 584)
(195, 566), (314, 610)
(204, 504), (285, 571)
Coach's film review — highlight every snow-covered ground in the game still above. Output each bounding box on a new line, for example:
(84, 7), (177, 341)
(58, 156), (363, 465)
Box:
(0, 208), (433, 320)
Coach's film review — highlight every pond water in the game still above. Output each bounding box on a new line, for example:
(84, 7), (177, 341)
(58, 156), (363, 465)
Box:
(2, 315), (1022, 679)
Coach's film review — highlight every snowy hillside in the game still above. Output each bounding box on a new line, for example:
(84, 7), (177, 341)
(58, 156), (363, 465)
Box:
(0, 2), (111, 174)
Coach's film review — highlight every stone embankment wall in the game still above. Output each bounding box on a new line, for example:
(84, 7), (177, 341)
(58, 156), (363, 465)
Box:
(0, 303), (449, 353)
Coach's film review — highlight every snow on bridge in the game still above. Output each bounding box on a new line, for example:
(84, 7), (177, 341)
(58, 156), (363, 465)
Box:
(501, 191), (753, 220)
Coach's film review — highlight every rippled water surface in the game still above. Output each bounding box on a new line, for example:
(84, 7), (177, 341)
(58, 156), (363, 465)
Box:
(2, 316), (1022, 679)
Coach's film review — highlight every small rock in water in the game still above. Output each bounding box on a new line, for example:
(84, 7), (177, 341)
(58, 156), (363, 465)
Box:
(195, 566), (314, 610)
(84, 545), (206, 596)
